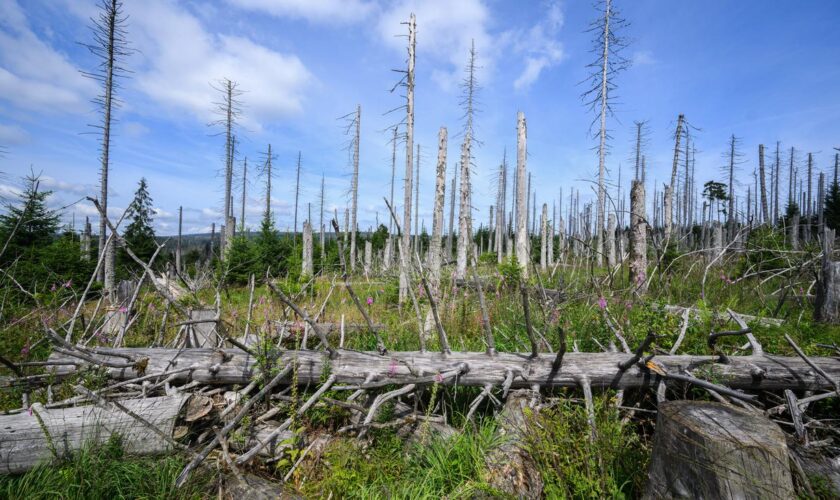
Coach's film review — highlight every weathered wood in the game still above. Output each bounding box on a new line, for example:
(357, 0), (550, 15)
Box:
(815, 227), (840, 323)
(485, 389), (543, 498)
(657, 304), (784, 327)
(0, 394), (189, 474)
(48, 348), (840, 392)
(630, 180), (647, 293)
(515, 111), (529, 277)
(644, 400), (795, 499)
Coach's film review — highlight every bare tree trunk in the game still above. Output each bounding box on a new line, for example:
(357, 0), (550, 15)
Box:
(594, 0), (614, 268)
(264, 144), (272, 219)
(496, 153), (507, 263)
(95, 0), (121, 290)
(760, 144), (769, 225)
(455, 141), (471, 279)
(319, 174), (325, 268)
(815, 228), (840, 323)
(302, 221), (313, 277)
(222, 81), (235, 260)
(81, 217), (91, 261)
(176, 206), (183, 274)
(350, 107), (360, 271)
(606, 212), (616, 268)
(665, 114), (685, 244)
(363, 240), (372, 276)
(515, 112), (529, 277)
(294, 151), (302, 246)
(773, 141), (781, 225)
(428, 127), (447, 294)
(414, 143), (420, 251)
(399, 13), (416, 303)
(630, 179), (647, 293)
(539, 203), (548, 271)
(446, 167), (457, 261)
(240, 157), (247, 231)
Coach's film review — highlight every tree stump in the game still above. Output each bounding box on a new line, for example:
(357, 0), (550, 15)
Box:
(644, 400), (795, 499)
(484, 389), (543, 499)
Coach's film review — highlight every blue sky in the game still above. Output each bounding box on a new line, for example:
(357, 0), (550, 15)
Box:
(1, 0), (839, 235)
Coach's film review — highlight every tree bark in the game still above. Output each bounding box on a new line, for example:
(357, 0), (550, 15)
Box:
(644, 400), (795, 499)
(485, 389), (543, 499)
(49, 348), (840, 392)
(350, 107), (360, 271)
(428, 127), (447, 294)
(399, 14), (416, 303)
(302, 220), (313, 277)
(515, 111), (529, 277)
(665, 114), (685, 244)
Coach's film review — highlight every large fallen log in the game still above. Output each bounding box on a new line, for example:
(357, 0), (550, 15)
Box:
(47, 348), (840, 392)
(0, 394), (190, 474)
(644, 400), (795, 499)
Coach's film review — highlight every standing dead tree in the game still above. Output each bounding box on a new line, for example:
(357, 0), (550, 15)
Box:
(456, 40), (480, 280)
(293, 151), (302, 247)
(259, 145), (276, 221)
(665, 114), (685, 244)
(83, 0), (131, 296)
(515, 112), (529, 277)
(341, 106), (361, 270)
(582, 0), (629, 266)
(398, 13), (416, 303)
(428, 128), (448, 293)
(496, 151), (507, 263)
(210, 78), (242, 260)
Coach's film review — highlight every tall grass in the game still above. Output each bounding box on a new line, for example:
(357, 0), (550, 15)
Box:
(0, 436), (210, 500)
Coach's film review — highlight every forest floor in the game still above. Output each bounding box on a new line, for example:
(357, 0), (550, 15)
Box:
(1, 243), (838, 498)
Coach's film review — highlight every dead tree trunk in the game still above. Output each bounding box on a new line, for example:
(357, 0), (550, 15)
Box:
(606, 212), (617, 268)
(515, 111), (529, 277)
(81, 216), (91, 261)
(540, 203), (548, 271)
(399, 14), (416, 303)
(428, 127), (447, 293)
(496, 153), (507, 263)
(455, 140), (471, 279)
(644, 400), (795, 499)
(302, 221), (313, 277)
(350, 107), (360, 271)
(815, 228), (840, 323)
(294, 151), (302, 245)
(49, 348), (840, 392)
(176, 206), (183, 274)
(759, 144), (769, 225)
(630, 180), (647, 293)
(446, 167), (457, 262)
(363, 240), (372, 276)
(665, 114), (685, 244)
(0, 394), (190, 474)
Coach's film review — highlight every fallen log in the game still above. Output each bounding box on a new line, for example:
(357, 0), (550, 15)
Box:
(275, 321), (385, 335)
(0, 394), (190, 474)
(48, 348), (840, 392)
(644, 400), (795, 499)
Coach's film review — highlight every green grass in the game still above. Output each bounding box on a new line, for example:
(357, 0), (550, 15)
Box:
(0, 436), (211, 499)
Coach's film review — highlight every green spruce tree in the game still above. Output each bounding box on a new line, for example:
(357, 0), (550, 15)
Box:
(824, 180), (840, 231)
(0, 173), (60, 262)
(122, 178), (157, 268)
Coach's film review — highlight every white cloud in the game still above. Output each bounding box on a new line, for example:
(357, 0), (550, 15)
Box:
(123, 0), (315, 129)
(227, 0), (376, 23)
(0, 123), (28, 145)
(632, 50), (656, 66)
(377, 0), (493, 91)
(0, 0), (95, 113)
(510, 1), (565, 91)
(39, 176), (96, 196)
(122, 121), (150, 138)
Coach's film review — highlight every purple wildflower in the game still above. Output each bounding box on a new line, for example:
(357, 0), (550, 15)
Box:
(597, 296), (607, 310)
(366, 296), (374, 306)
(118, 306), (128, 314)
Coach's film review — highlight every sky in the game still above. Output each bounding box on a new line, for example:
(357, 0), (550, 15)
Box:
(1, 0), (839, 236)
